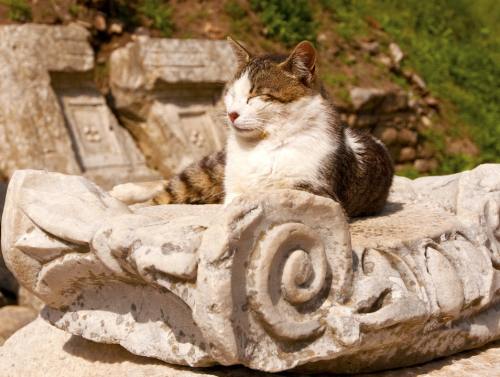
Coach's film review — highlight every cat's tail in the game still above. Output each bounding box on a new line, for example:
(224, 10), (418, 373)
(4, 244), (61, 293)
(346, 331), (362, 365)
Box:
(109, 150), (226, 205)
(153, 149), (226, 205)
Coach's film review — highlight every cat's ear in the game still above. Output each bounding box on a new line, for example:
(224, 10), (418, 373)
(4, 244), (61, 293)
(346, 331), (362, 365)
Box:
(227, 36), (252, 67)
(280, 41), (317, 83)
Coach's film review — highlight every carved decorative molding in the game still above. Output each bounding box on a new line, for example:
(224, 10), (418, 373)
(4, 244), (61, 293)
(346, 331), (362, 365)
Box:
(1, 165), (499, 373)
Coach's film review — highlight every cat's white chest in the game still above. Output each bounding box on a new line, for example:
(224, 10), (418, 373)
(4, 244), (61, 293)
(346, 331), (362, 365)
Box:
(224, 127), (333, 203)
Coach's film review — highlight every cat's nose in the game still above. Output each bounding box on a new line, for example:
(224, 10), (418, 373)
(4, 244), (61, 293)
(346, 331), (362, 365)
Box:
(228, 112), (239, 123)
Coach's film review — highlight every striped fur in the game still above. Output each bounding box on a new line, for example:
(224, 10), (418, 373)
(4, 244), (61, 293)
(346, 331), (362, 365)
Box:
(153, 150), (225, 205)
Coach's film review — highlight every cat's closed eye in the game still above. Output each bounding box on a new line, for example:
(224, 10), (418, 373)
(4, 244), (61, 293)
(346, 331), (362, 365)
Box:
(247, 93), (276, 103)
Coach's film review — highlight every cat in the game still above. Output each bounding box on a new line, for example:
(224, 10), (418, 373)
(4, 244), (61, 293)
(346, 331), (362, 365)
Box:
(122, 38), (394, 217)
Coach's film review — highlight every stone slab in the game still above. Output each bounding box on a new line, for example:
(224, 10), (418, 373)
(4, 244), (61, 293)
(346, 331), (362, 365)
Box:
(0, 318), (498, 377)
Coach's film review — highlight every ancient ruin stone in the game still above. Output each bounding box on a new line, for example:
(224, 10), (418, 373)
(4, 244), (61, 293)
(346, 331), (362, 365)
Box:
(110, 37), (237, 178)
(1, 165), (499, 373)
(0, 24), (158, 188)
(0, 317), (498, 377)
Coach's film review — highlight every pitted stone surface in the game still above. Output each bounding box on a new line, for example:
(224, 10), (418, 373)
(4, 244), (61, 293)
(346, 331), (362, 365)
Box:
(1, 165), (500, 373)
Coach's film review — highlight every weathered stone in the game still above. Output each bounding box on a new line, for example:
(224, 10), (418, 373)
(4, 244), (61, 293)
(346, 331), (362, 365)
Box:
(414, 158), (438, 173)
(108, 20), (124, 35)
(399, 146), (417, 162)
(411, 72), (427, 91)
(0, 317), (498, 377)
(18, 286), (45, 312)
(352, 114), (378, 128)
(350, 87), (408, 113)
(359, 40), (380, 55)
(374, 126), (398, 146)
(389, 42), (404, 66)
(397, 128), (418, 146)
(377, 54), (393, 67)
(1, 165), (499, 373)
(425, 96), (439, 108)
(0, 24), (158, 188)
(417, 143), (436, 159)
(110, 37), (237, 177)
(421, 115), (433, 128)
(0, 305), (37, 345)
(93, 13), (107, 32)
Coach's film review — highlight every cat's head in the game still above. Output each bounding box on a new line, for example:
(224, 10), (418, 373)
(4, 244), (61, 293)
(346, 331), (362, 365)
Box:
(224, 37), (325, 140)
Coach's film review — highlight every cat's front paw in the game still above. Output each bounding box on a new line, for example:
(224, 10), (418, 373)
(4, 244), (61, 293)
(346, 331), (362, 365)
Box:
(223, 192), (242, 206)
(109, 181), (166, 205)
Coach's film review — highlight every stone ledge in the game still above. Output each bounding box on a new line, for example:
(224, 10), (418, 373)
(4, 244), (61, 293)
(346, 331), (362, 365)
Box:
(0, 317), (498, 377)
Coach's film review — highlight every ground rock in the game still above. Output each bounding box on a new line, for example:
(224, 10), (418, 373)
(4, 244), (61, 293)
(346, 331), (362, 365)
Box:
(399, 146), (417, 162)
(350, 87), (408, 113)
(389, 42), (404, 66)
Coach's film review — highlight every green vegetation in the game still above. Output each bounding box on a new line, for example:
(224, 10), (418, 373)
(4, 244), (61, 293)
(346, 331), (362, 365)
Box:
(319, 0), (500, 172)
(225, 1), (251, 37)
(250, 0), (317, 46)
(0, 0), (31, 22)
(396, 165), (420, 180)
(138, 0), (173, 37)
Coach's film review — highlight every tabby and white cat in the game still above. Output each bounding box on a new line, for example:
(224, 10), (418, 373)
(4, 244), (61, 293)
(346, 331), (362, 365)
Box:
(133, 38), (394, 217)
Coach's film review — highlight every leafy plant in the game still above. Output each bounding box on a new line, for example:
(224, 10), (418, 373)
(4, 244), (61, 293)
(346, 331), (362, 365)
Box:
(321, 0), (500, 173)
(250, 0), (317, 46)
(224, 0), (251, 37)
(138, 0), (173, 37)
(396, 165), (420, 179)
(0, 0), (31, 22)
(225, 0), (246, 19)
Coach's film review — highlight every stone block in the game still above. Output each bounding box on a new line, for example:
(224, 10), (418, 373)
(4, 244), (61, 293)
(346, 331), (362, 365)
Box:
(110, 37), (237, 177)
(0, 24), (158, 188)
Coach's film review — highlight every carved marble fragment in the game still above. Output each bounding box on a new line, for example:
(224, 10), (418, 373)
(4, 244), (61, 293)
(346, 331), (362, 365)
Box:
(1, 165), (499, 373)
(110, 37), (236, 177)
(0, 24), (158, 187)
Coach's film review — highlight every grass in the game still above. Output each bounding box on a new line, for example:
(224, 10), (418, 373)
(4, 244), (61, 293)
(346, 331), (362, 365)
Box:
(250, 0), (317, 46)
(138, 0), (173, 37)
(0, 0), (31, 22)
(397, 165), (420, 180)
(225, 0), (252, 38)
(319, 0), (500, 173)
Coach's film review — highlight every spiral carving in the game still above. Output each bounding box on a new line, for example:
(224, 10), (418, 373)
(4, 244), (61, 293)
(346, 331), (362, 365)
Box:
(247, 223), (330, 341)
